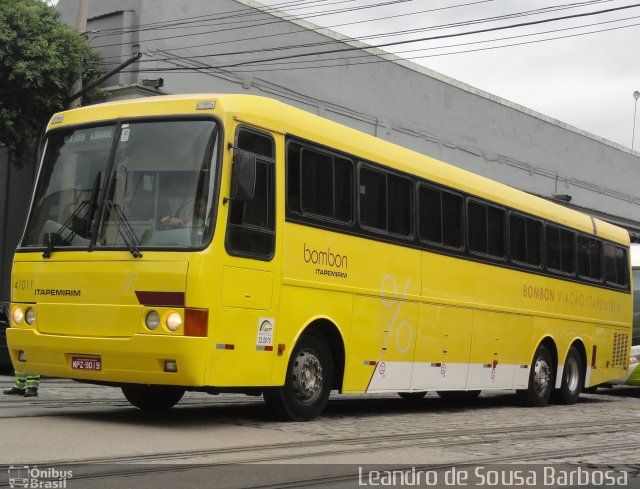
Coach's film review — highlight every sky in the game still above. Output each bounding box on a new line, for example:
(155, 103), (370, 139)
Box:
(257, 0), (640, 150)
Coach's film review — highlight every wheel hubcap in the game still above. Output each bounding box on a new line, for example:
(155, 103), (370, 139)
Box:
(565, 357), (579, 392)
(533, 356), (551, 396)
(292, 349), (323, 403)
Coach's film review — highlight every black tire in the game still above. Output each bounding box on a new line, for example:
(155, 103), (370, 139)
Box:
(551, 346), (583, 405)
(398, 391), (427, 401)
(437, 390), (481, 402)
(517, 343), (554, 407)
(264, 332), (333, 421)
(121, 384), (185, 411)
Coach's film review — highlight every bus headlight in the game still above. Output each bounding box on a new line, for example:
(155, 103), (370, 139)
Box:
(166, 311), (182, 331)
(24, 308), (36, 325)
(12, 307), (24, 325)
(145, 310), (160, 330)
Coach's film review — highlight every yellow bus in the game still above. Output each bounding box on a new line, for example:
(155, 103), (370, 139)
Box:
(7, 94), (632, 420)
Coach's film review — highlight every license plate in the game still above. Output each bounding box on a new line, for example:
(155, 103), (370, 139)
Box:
(71, 357), (101, 371)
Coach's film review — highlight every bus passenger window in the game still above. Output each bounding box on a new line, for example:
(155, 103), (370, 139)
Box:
(418, 186), (462, 248)
(359, 167), (411, 237)
(286, 142), (302, 214)
(286, 142), (353, 224)
(468, 201), (487, 254)
(546, 226), (560, 270)
(526, 219), (542, 266)
(510, 215), (526, 263)
(442, 192), (463, 247)
(468, 201), (505, 259)
(360, 168), (386, 231)
(604, 243), (629, 287)
(487, 206), (505, 258)
(419, 186), (442, 244)
(615, 247), (628, 286)
(560, 230), (574, 274)
(388, 175), (411, 236)
(510, 214), (541, 267)
(226, 129), (275, 260)
(590, 239), (602, 280)
(578, 235), (602, 281)
(605, 243), (618, 284)
(302, 149), (333, 217)
(547, 225), (574, 275)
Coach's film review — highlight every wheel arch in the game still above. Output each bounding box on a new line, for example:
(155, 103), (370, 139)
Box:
(537, 335), (559, 379)
(293, 317), (346, 392)
(568, 338), (588, 387)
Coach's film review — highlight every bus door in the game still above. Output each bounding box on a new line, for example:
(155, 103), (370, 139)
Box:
(214, 126), (279, 386)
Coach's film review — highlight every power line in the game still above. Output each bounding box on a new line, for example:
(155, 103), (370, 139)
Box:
(125, 19), (640, 75)
(158, 13), (640, 71)
(90, 0), (416, 49)
(230, 17), (640, 71)
(96, 0), (613, 64)
(97, 0), (497, 63)
(199, 2), (640, 70)
(90, 0), (350, 37)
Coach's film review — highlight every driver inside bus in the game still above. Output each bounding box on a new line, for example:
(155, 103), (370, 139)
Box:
(158, 173), (205, 228)
(160, 196), (205, 228)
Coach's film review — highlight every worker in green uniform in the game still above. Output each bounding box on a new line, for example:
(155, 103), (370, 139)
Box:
(3, 372), (40, 397)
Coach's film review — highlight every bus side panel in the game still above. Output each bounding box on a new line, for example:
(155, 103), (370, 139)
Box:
(269, 284), (353, 387)
(467, 311), (517, 389)
(281, 222), (421, 393)
(513, 315), (533, 388)
(209, 305), (277, 387)
(411, 304), (473, 391)
(354, 295), (419, 393)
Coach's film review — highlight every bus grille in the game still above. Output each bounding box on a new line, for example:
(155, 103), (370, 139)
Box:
(612, 332), (628, 367)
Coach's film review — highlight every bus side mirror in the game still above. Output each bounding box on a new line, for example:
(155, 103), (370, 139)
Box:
(230, 150), (256, 202)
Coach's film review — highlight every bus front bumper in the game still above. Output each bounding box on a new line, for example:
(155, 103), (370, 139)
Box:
(7, 328), (210, 386)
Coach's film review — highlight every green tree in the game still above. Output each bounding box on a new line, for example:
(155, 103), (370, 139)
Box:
(0, 0), (103, 161)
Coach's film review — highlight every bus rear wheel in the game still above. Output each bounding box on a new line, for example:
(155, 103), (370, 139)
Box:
(264, 332), (333, 421)
(517, 343), (554, 407)
(552, 346), (583, 405)
(121, 384), (185, 411)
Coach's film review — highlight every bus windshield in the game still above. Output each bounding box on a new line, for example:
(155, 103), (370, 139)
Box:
(22, 119), (219, 251)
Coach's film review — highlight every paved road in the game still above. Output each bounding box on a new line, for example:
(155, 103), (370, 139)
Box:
(0, 376), (639, 488)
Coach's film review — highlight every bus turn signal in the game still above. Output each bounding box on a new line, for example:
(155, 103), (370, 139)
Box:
(185, 308), (208, 337)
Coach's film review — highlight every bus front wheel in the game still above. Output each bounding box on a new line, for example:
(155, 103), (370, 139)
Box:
(517, 343), (554, 407)
(551, 346), (583, 405)
(121, 384), (185, 411)
(264, 332), (333, 421)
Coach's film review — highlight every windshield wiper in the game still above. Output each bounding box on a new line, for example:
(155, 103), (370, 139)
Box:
(104, 200), (143, 258)
(42, 201), (89, 259)
(42, 172), (102, 258)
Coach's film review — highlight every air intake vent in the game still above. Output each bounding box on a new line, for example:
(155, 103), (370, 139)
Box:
(612, 332), (628, 367)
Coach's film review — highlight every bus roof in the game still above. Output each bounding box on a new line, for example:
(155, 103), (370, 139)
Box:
(49, 94), (630, 246)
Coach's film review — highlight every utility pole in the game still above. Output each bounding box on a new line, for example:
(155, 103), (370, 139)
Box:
(69, 0), (88, 109)
(633, 91), (640, 151)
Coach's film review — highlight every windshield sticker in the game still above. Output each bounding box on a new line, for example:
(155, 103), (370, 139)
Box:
(120, 127), (130, 142)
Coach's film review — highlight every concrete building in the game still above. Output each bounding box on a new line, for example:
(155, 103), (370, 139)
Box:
(2, 0), (638, 302)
